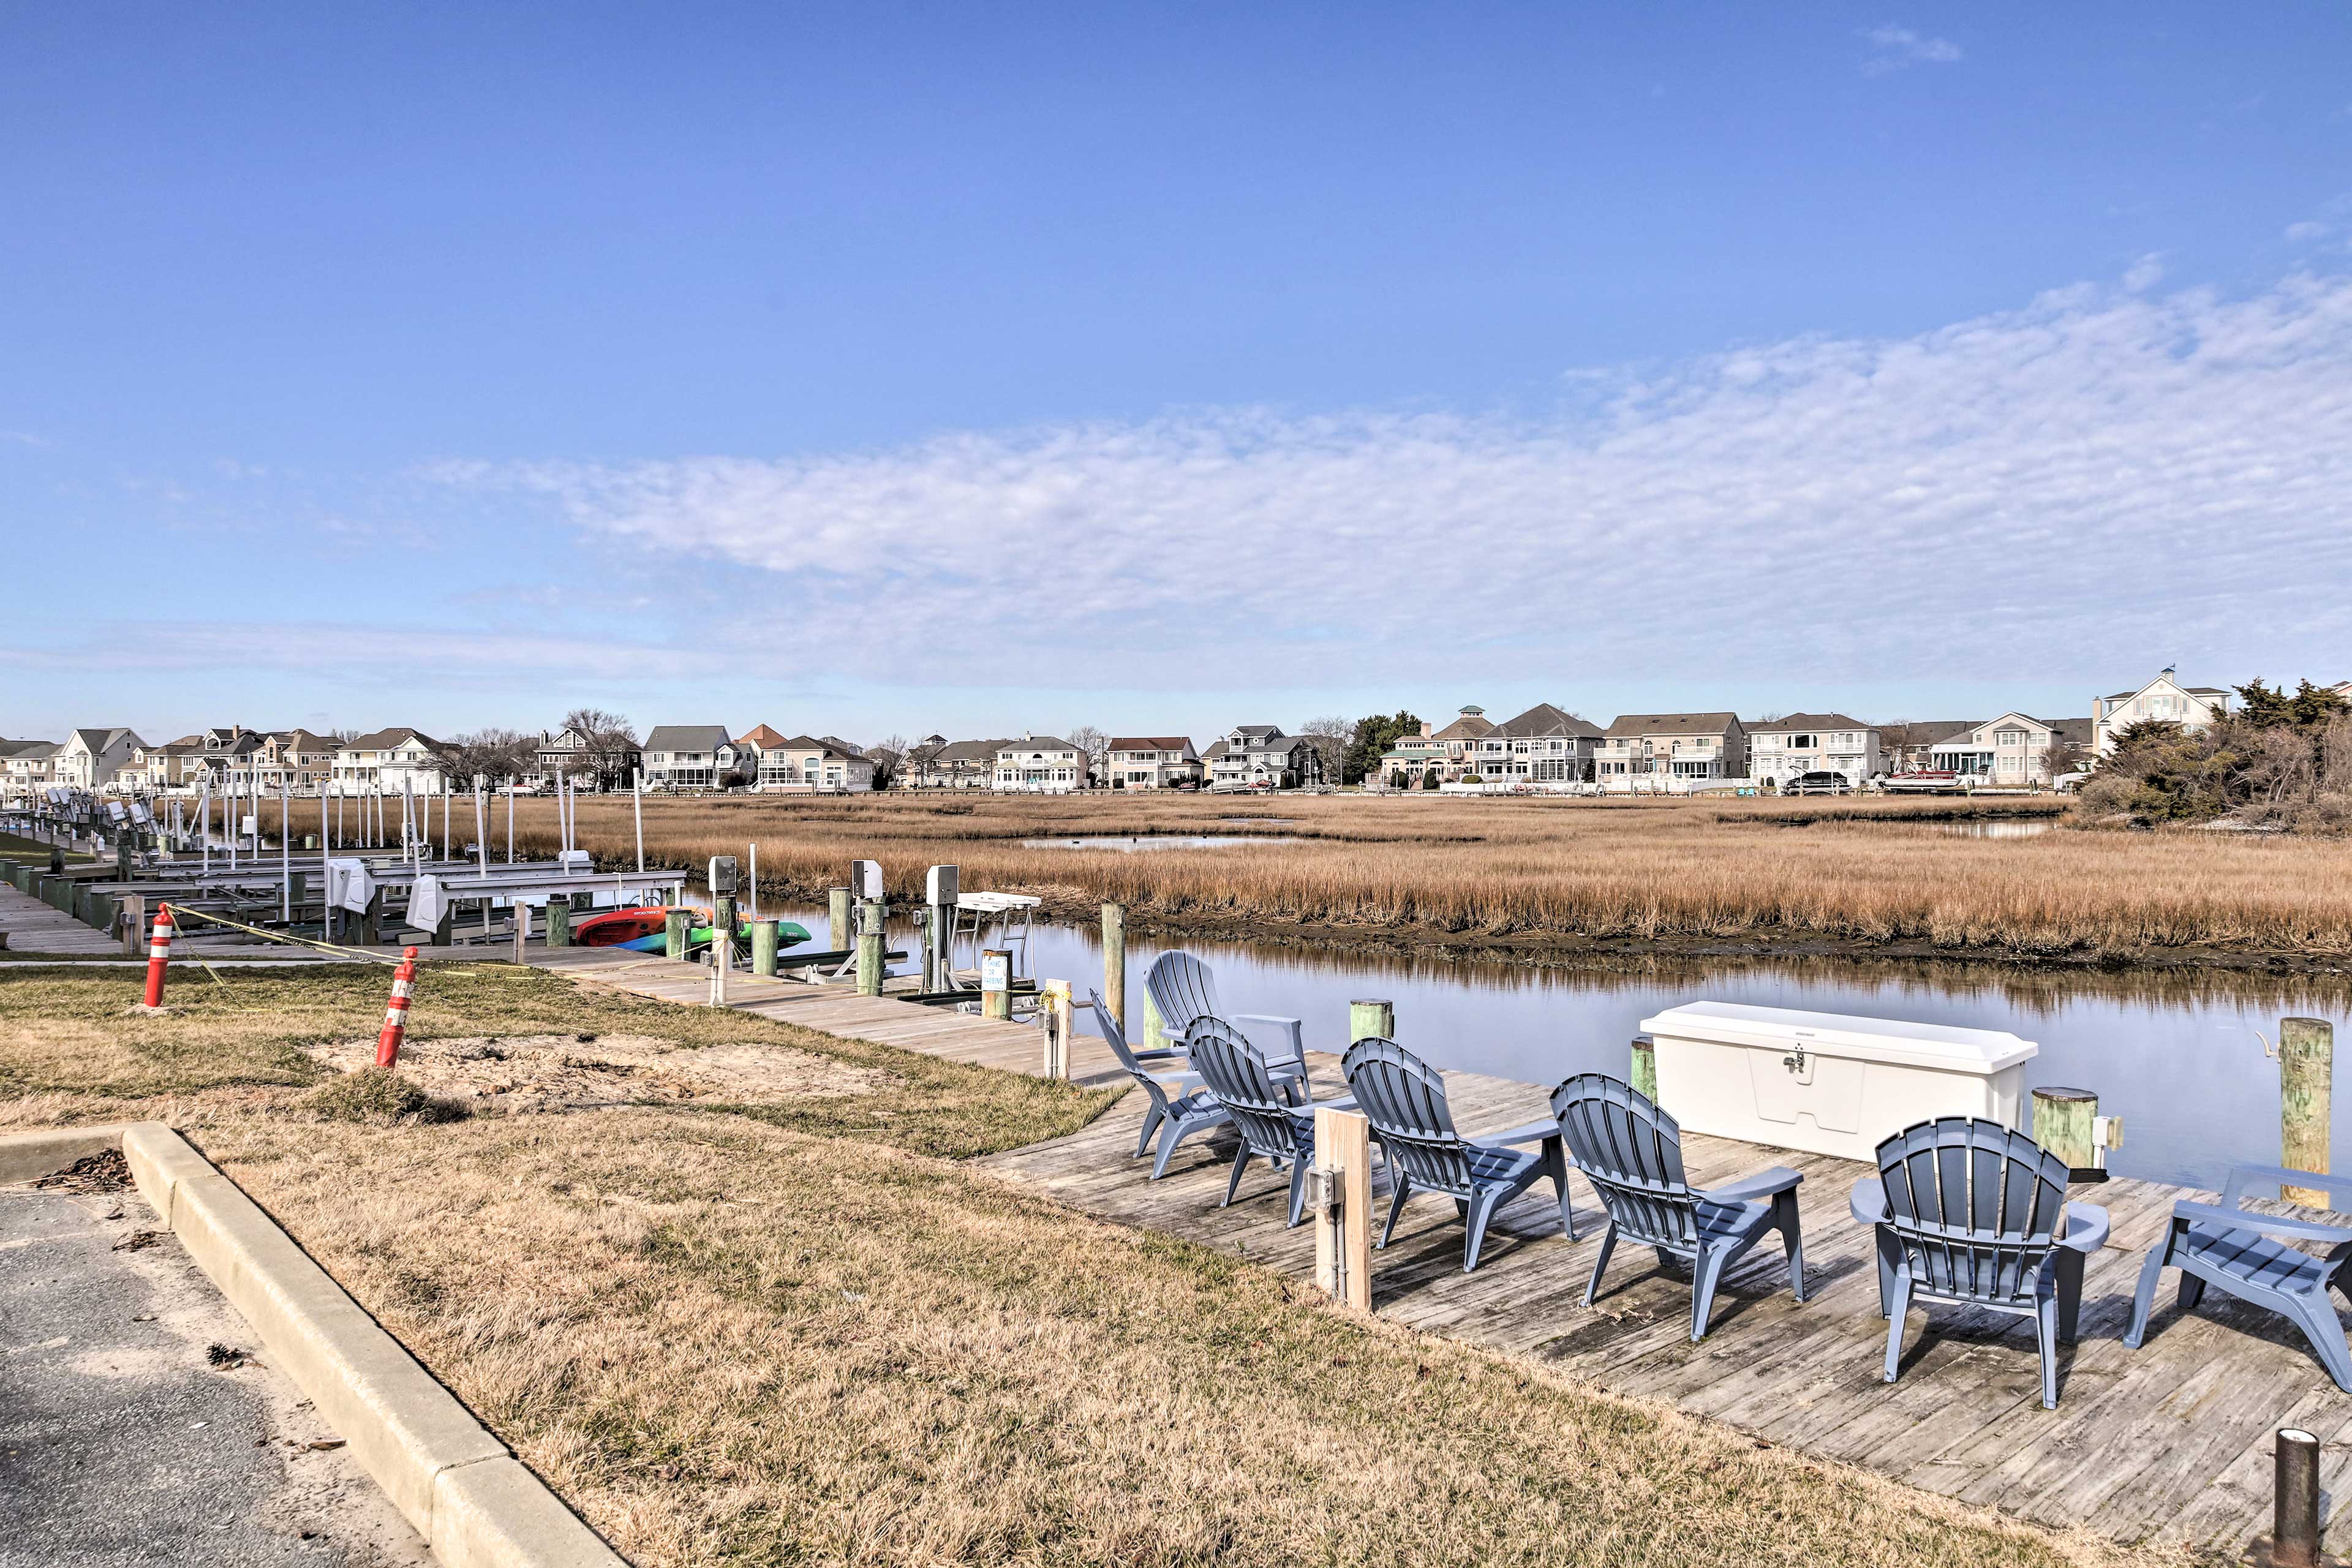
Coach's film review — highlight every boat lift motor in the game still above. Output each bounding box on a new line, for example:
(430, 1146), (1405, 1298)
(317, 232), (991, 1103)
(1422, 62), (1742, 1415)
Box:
(922, 864), (959, 992)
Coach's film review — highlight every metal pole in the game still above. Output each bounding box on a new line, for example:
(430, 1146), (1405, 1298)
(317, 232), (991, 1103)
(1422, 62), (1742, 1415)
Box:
(632, 769), (644, 872)
(280, 781), (291, 922)
(473, 776), (488, 877)
(748, 842), (758, 923)
(505, 780), (514, 864)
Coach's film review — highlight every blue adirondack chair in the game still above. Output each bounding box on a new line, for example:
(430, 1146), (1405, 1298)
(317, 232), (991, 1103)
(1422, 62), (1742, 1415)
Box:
(1145, 951), (1308, 1077)
(2123, 1163), (2352, 1392)
(1341, 1036), (1574, 1272)
(1184, 1016), (1355, 1227)
(1550, 1073), (1806, 1341)
(1852, 1116), (2109, 1410)
(1089, 989), (1229, 1180)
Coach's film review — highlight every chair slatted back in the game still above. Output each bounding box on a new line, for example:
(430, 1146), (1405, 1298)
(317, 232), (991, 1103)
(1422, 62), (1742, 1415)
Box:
(1146, 952), (1221, 1037)
(1090, 989), (1180, 1119)
(1550, 1073), (1698, 1250)
(1341, 1037), (1474, 1196)
(1184, 1016), (1300, 1163)
(1875, 1117), (2071, 1305)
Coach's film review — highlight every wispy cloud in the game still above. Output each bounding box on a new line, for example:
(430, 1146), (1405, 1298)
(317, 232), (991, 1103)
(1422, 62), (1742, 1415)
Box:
(1861, 24), (1962, 74)
(437, 269), (2352, 693)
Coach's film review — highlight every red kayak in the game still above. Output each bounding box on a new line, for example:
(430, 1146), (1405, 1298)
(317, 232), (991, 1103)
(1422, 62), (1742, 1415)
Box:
(573, 906), (686, 948)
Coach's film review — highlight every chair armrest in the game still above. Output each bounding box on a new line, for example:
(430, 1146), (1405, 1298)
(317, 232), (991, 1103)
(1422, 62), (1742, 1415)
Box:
(2057, 1201), (2110, 1253)
(2171, 1200), (2352, 1245)
(2220, 1163), (2352, 1212)
(1850, 1176), (1890, 1227)
(1129, 1047), (1188, 1066)
(1703, 1166), (1804, 1204)
(1479, 1119), (1561, 1147)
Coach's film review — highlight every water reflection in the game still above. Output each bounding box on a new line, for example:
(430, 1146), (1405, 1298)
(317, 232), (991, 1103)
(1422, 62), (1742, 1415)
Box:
(760, 902), (2348, 1189)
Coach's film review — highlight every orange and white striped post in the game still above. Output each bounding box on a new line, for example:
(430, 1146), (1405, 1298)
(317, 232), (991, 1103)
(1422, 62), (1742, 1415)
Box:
(141, 903), (175, 1008)
(375, 946), (420, 1067)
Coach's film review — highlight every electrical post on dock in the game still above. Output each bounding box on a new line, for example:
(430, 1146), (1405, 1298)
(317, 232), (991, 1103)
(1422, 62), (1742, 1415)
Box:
(708, 856), (739, 1007)
(924, 864), (959, 992)
(981, 949), (1012, 1021)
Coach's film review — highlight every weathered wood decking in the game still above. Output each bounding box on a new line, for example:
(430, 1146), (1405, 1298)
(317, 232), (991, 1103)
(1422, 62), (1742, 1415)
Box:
(527, 944), (2352, 1555)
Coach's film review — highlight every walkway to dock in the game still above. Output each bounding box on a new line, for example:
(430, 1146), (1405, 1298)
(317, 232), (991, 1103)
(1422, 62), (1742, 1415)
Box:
(0, 879), (298, 959)
(524, 943), (2350, 1557)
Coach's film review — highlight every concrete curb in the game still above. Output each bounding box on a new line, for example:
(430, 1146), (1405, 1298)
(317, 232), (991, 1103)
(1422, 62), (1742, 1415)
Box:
(1, 1123), (627, 1568)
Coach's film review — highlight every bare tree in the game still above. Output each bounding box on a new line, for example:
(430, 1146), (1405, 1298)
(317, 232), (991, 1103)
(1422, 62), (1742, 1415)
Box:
(865, 733), (908, 790)
(1300, 715), (1352, 788)
(433, 728), (532, 786)
(1065, 725), (1110, 783)
(561, 708), (640, 791)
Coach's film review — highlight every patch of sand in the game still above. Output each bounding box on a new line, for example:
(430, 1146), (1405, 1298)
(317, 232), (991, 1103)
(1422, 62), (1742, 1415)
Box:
(301, 1034), (897, 1115)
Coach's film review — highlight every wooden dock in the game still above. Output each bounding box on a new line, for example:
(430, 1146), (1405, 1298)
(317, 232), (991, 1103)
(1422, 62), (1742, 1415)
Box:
(525, 943), (2351, 1556)
(0, 879), (295, 959)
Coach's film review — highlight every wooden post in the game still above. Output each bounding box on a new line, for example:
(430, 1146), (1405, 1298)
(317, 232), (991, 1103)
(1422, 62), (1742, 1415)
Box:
(119, 893), (143, 956)
(1348, 998), (1395, 1044)
(715, 894), (737, 959)
(829, 887), (852, 953)
(513, 900), (530, 963)
(981, 948), (1011, 1020)
(1102, 903), (1126, 1033)
(1041, 979), (1071, 1077)
(856, 902), (886, 996)
(1630, 1033), (1657, 1101)
(1313, 1105), (1373, 1311)
(2033, 1086), (2098, 1172)
(752, 919), (778, 977)
(546, 899), (571, 948)
(665, 908), (692, 960)
(1142, 991), (1165, 1053)
(2274, 1427), (2323, 1568)
(2282, 1017), (2334, 1207)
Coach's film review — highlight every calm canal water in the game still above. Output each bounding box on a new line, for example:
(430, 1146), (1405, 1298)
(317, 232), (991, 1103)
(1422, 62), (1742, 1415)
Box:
(754, 900), (2348, 1189)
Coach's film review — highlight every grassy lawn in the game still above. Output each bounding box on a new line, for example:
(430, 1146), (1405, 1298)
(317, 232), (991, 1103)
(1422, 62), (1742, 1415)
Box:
(0, 966), (2147, 1567)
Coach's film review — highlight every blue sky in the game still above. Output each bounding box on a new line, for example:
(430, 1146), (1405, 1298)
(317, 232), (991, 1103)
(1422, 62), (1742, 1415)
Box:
(4, 4), (2350, 746)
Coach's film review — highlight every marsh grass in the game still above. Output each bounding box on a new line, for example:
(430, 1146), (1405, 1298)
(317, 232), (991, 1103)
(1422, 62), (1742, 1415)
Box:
(263, 791), (2352, 959)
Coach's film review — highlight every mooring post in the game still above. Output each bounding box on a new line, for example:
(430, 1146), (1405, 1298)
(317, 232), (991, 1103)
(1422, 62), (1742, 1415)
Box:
(1313, 1104), (1373, 1312)
(2034, 1087), (2097, 1169)
(751, 918), (778, 976)
(1102, 903), (1126, 1033)
(2273, 1427), (2323, 1568)
(119, 893), (143, 957)
(1630, 1033), (1657, 1101)
(856, 902), (886, 996)
(2282, 1017), (2335, 1206)
(546, 899), (571, 948)
(513, 900), (530, 963)
(665, 908), (691, 960)
(829, 887), (852, 954)
(1349, 998), (1395, 1046)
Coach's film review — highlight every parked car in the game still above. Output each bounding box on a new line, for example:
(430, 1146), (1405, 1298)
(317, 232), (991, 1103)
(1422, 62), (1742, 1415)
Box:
(1784, 771), (1852, 796)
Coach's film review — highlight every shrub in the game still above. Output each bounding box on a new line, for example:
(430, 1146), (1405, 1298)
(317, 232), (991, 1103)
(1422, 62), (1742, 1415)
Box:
(302, 1067), (467, 1125)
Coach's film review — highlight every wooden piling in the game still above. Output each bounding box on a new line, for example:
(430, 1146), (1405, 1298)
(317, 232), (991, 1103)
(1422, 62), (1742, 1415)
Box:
(856, 902), (886, 996)
(1041, 979), (1071, 1077)
(546, 900), (571, 948)
(665, 909), (691, 960)
(1102, 903), (1126, 1032)
(829, 887), (852, 953)
(1313, 1105), (1373, 1312)
(751, 919), (778, 976)
(1630, 1033), (1657, 1101)
(2032, 1087), (2098, 1173)
(1142, 992), (1165, 1053)
(513, 901), (530, 963)
(2281, 1017), (2334, 1206)
(1349, 998), (1395, 1045)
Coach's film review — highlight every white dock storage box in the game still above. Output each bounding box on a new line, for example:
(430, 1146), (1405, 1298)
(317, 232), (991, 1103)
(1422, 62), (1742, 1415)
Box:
(1641, 1001), (2036, 1162)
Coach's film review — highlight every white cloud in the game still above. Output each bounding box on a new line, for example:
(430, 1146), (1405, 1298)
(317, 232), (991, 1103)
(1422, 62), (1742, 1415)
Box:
(440, 269), (2352, 692)
(2286, 222), (2330, 243)
(1861, 25), (1962, 74)
(2121, 253), (2165, 292)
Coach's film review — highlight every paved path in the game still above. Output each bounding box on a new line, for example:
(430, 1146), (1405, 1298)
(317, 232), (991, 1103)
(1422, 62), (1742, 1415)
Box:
(1, 1172), (429, 1567)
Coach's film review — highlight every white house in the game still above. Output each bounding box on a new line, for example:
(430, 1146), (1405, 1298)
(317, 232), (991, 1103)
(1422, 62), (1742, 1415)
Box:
(332, 728), (449, 794)
(1105, 737), (1202, 789)
(1928, 714), (2094, 787)
(1747, 714), (1882, 789)
(1, 739), (59, 802)
(56, 728), (146, 793)
(895, 736), (1006, 790)
(992, 736), (1091, 793)
(2093, 667), (2233, 755)
(1466, 704), (1602, 785)
(640, 725), (747, 789)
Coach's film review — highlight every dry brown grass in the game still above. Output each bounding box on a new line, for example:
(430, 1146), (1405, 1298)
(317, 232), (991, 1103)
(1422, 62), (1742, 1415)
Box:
(272, 791), (2352, 960)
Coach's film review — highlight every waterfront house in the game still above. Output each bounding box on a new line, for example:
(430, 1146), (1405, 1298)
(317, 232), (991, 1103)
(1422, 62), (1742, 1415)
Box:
(757, 735), (875, 792)
(1747, 714), (1882, 789)
(1596, 713), (1747, 782)
(641, 725), (743, 790)
(254, 729), (338, 793)
(1208, 725), (1325, 790)
(1, 739), (59, 802)
(993, 735), (1091, 793)
(1106, 737), (1202, 789)
(1879, 720), (1977, 774)
(1930, 714), (2090, 787)
(332, 728), (449, 795)
(1374, 706), (1499, 786)
(533, 725), (641, 791)
(2093, 666), (2233, 755)
(1469, 704), (1602, 785)
(895, 736), (1006, 790)
(56, 728), (146, 793)
(1374, 727), (1448, 788)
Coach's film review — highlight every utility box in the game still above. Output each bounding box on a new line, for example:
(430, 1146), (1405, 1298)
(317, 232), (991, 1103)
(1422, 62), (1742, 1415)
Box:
(851, 859), (884, 901)
(925, 864), (959, 905)
(1642, 1001), (2037, 1162)
(708, 855), (739, 895)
